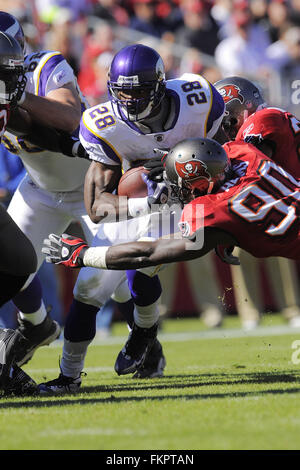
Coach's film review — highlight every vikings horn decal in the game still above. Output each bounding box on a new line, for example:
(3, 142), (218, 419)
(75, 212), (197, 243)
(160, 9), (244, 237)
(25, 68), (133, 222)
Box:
(218, 85), (244, 104)
(175, 159), (211, 180)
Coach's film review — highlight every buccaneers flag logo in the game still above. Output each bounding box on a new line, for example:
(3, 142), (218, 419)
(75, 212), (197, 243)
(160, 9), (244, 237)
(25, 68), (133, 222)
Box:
(218, 85), (244, 104)
(175, 159), (211, 180)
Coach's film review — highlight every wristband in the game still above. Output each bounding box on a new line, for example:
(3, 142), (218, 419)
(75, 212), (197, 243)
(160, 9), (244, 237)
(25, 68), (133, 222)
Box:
(82, 246), (109, 269)
(128, 197), (149, 217)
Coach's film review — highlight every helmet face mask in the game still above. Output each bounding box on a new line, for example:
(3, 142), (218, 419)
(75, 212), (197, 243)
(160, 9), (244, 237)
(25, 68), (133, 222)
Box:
(108, 44), (166, 123)
(0, 32), (25, 108)
(164, 138), (229, 205)
(214, 76), (266, 140)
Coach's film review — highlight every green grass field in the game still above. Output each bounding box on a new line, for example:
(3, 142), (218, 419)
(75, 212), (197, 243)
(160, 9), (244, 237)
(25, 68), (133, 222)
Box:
(1, 314), (300, 450)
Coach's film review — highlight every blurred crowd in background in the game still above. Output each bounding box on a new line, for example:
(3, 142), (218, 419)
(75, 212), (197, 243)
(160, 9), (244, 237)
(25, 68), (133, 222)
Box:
(1, 0), (300, 333)
(2, 0), (300, 110)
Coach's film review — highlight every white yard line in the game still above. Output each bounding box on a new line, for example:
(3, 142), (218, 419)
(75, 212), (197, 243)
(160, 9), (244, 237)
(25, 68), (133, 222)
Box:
(49, 324), (300, 348)
(67, 324), (300, 347)
(26, 325), (300, 375)
(26, 366), (113, 374)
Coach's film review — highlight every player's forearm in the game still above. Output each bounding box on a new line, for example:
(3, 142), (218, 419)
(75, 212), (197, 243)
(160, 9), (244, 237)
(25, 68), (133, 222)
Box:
(87, 190), (153, 224)
(82, 238), (204, 270)
(19, 92), (80, 133)
(7, 108), (68, 153)
(6, 107), (33, 135)
(87, 192), (129, 224)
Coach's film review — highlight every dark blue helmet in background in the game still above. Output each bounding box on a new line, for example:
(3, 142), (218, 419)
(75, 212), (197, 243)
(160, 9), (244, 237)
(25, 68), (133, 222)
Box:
(0, 11), (25, 54)
(108, 44), (166, 123)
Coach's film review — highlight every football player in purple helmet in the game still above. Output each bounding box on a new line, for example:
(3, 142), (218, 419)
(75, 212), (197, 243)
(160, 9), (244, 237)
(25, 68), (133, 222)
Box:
(38, 43), (226, 394)
(108, 44), (166, 123)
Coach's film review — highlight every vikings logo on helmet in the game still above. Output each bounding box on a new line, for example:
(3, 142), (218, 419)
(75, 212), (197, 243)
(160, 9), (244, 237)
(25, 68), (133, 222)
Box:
(175, 159), (211, 181)
(218, 85), (244, 105)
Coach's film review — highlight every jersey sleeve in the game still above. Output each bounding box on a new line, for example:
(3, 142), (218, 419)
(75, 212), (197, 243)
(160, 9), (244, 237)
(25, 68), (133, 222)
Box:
(236, 109), (283, 145)
(179, 196), (216, 239)
(32, 51), (76, 97)
(79, 112), (122, 166)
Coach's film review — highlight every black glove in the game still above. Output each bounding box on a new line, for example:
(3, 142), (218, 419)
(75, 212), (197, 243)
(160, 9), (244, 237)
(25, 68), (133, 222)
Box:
(143, 148), (169, 182)
(57, 132), (89, 159)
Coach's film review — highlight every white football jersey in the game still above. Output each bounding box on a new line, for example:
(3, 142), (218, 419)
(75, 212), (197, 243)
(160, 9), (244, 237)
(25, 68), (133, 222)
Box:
(2, 51), (90, 192)
(80, 73), (224, 171)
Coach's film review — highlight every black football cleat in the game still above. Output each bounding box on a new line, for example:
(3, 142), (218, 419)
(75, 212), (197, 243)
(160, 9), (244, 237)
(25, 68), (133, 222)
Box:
(2, 364), (38, 396)
(132, 338), (166, 379)
(15, 314), (61, 366)
(38, 372), (83, 395)
(114, 322), (159, 375)
(0, 328), (28, 389)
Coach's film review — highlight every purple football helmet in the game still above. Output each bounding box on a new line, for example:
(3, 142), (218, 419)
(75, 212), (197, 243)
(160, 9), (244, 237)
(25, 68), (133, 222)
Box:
(0, 11), (25, 54)
(108, 44), (166, 123)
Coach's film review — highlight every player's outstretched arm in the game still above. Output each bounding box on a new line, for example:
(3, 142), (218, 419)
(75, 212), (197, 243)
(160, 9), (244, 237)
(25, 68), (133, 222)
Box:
(42, 228), (237, 270)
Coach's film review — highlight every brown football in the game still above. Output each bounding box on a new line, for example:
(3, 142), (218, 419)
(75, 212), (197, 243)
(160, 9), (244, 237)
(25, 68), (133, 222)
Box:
(117, 166), (148, 198)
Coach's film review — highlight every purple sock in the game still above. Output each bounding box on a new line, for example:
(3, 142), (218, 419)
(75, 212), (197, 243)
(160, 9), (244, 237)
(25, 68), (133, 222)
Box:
(64, 299), (98, 342)
(126, 270), (162, 306)
(13, 275), (43, 313)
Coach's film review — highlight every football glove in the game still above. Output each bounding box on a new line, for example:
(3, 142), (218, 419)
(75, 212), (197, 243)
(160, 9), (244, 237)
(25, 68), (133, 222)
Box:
(42, 233), (88, 268)
(141, 173), (170, 209)
(143, 148), (169, 182)
(58, 133), (89, 159)
(215, 245), (240, 265)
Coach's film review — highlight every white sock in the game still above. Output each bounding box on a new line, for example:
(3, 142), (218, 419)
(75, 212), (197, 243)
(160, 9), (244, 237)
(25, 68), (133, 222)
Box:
(133, 301), (160, 328)
(19, 302), (47, 325)
(60, 338), (94, 378)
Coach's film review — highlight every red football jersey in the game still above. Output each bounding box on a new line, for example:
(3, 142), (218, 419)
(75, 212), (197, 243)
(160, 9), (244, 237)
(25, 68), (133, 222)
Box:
(179, 141), (300, 260)
(236, 107), (300, 177)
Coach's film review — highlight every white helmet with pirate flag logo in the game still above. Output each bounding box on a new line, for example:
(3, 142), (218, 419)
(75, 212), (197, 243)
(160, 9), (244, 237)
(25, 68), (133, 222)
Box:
(164, 137), (229, 204)
(214, 76), (266, 140)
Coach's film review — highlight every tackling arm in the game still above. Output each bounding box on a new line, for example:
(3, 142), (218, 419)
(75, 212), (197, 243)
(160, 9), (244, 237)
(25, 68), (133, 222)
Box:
(42, 228), (237, 270)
